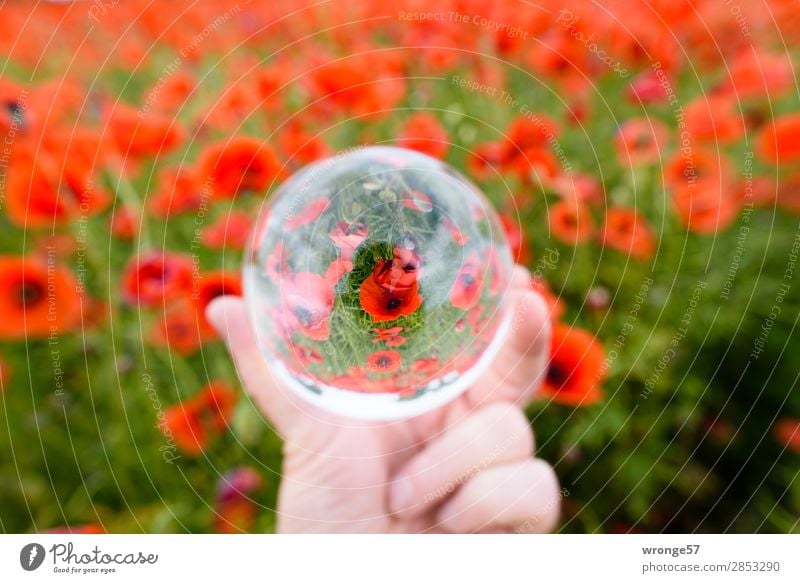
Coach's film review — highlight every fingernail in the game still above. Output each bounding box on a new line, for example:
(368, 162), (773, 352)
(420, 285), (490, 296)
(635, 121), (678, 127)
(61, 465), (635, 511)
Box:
(389, 476), (414, 514)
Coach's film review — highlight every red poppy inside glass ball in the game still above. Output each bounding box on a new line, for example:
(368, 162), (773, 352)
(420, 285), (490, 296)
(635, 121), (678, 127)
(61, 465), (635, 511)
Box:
(244, 146), (514, 419)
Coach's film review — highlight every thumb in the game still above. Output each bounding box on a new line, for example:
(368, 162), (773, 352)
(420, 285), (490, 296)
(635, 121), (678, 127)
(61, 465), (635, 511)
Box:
(206, 295), (310, 436)
(466, 288), (552, 407)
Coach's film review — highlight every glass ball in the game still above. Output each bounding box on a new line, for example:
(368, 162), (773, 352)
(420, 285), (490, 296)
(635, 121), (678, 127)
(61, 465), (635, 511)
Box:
(244, 146), (514, 419)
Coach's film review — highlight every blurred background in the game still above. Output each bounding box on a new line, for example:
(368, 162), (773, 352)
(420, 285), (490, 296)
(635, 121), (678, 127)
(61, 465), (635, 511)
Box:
(0, 0), (798, 533)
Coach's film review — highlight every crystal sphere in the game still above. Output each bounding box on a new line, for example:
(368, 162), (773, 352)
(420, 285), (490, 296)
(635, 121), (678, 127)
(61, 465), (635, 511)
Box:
(244, 146), (514, 419)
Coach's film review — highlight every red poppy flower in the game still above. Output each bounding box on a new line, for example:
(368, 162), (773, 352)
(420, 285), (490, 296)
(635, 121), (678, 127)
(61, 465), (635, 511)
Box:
(683, 95), (744, 144)
(147, 165), (204, 218)
(467, 141), (506, 180)
(756, 113), (800, 164)
(308, 54), (406, 118)
(500, 213), (531, 264)
(373, 326), (405, 347)
(121, 252), (193, 307)
(279, 121), (332, 165)
(201, 211), (252, 250)
(5, 148), (111, 228)
(551, 172), (604, 206)
(164, 381), (237, 455)
(626, 71), (671, 105)
(281, 271), (335, 341)
(773, 418), (800, 453)
(548, 200), (594, 244)
(191, 271), (242, 338)
(45, 524), (105, 534)
(397, 113), (450, 159)
(450, 253), (484, 311)
(665, 148), (731, 190)
(511, 147), (560, 184)
(204, 83), (258, 130)
(717, 49), (793, 100)
(329, 221), (369, 260)
(672, 179), (741, 234)
(615, 118), (669, 166)
(266, 242), (289, 282)
(286, 342), (324, 370)
(401, 190), (433, 213)
(0, 256), (81, 339)
(214, 467), (263, 534)
(324, 257), (353, 286)
(147, 70), (196, 113)
(285, 197), (330, 230)
(198, 137), (283, 198)
(359, 248), (423, 322)
(106, 103), (184, 157)
(777, 173), (800, 214)
(541, 323), (605, 407)
(150, 302), (203, 355)
(366, 349), (402, 374)
(109, 207), (137, 240)
(600, 207), (656, 260)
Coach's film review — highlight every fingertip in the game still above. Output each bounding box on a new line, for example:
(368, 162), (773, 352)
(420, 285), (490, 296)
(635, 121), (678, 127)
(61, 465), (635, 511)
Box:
(511, 265), (532, 289)
(205, 295), (245, 337)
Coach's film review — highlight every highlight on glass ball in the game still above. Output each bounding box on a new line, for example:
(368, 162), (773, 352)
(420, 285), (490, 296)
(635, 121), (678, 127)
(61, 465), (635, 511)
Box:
(244, 146), (514, 419)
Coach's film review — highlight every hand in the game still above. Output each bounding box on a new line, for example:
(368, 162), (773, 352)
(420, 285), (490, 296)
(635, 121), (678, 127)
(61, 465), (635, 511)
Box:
(206, 265), (559, 533)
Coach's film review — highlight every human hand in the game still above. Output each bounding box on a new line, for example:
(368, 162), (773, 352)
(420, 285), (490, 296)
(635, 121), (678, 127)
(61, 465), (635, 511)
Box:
(206, 265), (559, 533)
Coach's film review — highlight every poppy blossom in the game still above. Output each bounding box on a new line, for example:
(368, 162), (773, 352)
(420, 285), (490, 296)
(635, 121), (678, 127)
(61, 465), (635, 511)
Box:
(109, 207), (137, 240)
(164, 381), (237, 455)
(683, 95), (744, 144)
(551, 172), (604, 206)
(286, 342), (324, 370)
(281, 271), (335, 341)
(500, 213), (531, 264)
(279, 121), (331, 165)
(150, 302), (203, 355)
(615, 118), (669, 166)
(600, 207), (656, 260)
(214, 467), (263, 534)
(121, 253), (193, 306)
(450, 253), (484, 311)
(106, 103), (184, 157)
(756, 113), (800, 164)
(467, 141), (505, 180)
(328, 221), (369, 260)
(672, 179), (740, 234)
(285, 197), (330, 230)
(359, 248), (423, 322)
(201, 211), (252, 250)
(0, 256), (81, 339)
(402, 190), (433, 213)
(397, 113), (450, 159)
(5, 148), (111, 228)
(366, 349), (402, 374)
(626, 71), (671, 105)
(717, 49), (793, 100)
(541, 323), (605, 407)
(773, 418), (800, 453)
(548, 200), (594, 244)
(198, 137), (283, 198)
(372, 326), (405, 347)
(191, 271), (243, 338)
(664, 148), (730, 190)
(147, 165), (204, 218)
(265, 242), (289, 282)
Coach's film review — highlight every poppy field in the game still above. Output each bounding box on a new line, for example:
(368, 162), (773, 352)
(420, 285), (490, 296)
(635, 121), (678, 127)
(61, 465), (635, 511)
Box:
(0, 0), (799, 533)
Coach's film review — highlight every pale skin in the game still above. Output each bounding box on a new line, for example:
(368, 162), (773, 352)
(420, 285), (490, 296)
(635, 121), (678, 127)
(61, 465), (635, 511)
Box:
(206, 265), (560, 533)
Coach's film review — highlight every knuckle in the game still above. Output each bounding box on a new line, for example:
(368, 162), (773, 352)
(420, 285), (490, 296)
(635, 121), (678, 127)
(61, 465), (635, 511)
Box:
(479, 402), (534, 458)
